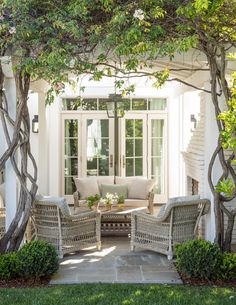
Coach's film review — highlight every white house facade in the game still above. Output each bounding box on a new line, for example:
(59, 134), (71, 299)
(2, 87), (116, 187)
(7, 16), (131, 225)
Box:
(1, 52), (236, 244)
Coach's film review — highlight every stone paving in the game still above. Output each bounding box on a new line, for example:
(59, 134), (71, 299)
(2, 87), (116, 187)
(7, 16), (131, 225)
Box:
(50, 237), (182, 284)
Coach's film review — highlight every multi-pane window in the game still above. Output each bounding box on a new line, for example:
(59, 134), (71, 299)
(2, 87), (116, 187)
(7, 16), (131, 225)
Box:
(62, 98), (167, 111)
(125, 119), (143, 176)
(64, 119), (78, 195)
(151, 119), (164, 194)
(86, 119), (109, 176)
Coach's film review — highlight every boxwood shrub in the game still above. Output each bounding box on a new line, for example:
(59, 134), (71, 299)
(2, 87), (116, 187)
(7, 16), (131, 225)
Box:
(176, 239), (223, 280)
(221, 252), (236, 280)
(0, 252), (20, 280)
(17, 240), (59, 278)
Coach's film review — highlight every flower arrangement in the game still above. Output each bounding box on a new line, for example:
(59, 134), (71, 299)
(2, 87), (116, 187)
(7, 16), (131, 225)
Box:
(101, 193), (118, 210)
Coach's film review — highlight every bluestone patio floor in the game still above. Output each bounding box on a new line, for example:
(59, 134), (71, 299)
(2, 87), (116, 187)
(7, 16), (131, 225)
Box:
(50, 236), (182, 284)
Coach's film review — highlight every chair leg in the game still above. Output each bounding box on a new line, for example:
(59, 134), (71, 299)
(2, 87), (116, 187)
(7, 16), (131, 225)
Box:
(131, 244), (135, 251)
(167, 251), (173, 260)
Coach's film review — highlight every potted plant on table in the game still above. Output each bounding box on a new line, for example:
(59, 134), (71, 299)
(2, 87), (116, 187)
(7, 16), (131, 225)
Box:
(87, 194), (101, 211)
(117, 194), (125, 210)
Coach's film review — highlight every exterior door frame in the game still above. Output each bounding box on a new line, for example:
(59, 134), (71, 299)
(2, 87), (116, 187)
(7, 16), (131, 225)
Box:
(61, 113), (82, 202)
(120, 112), (148, 178)
(147, 113), (168, 203)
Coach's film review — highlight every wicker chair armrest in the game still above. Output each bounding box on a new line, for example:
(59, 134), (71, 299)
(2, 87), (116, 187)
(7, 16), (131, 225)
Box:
(148, 191), (154, 214)
(73, 191), (81, 209)
(67, 210), (100, 221)
(131, 210), (163, 224)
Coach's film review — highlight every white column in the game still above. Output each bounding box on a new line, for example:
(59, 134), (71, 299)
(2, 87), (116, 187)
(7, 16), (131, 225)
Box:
(4, 76), (18, 229)
(203, 83), (219, 241)
(48, 96), (61, 196)
(38, 92), (49, 195)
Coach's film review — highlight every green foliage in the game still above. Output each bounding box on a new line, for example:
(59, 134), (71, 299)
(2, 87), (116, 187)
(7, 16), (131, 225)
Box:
(219, 65), (236, 157)
(0, 252), (20, 280)
(17, 240), (59, 278)
(87, 194), (101, 209)
(220, 252), (236, 280)
(118, 194), (125, 204)
(176, 240), (223, 280)
(215, 178), (235, 199)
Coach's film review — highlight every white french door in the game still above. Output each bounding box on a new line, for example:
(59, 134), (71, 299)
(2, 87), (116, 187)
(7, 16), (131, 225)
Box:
(120, 113), (167, 203)
(62, 112), (167, 203)
(62, 113), (114, 198)
(148, 114), (167, 203)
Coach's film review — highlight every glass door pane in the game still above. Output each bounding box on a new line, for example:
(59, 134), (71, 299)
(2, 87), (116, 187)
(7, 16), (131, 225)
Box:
(121, 115), (147, 177)
(151, 119), (164, 194)
(148, 114), (167, 202)
(84, 116), (113, 176)
(64, 119), (79, 195)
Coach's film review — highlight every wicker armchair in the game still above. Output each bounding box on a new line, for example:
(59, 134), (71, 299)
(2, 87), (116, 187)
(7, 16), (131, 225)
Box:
(33, 196), (101, 258)
(0, 208), (5, 239)
(131, 198), (210, 260)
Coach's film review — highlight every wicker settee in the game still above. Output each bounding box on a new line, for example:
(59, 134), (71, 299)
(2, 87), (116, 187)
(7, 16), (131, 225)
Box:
(131, 196), (210, 260)
(73, 176), (155, 214)
(33, 196), (101, 257)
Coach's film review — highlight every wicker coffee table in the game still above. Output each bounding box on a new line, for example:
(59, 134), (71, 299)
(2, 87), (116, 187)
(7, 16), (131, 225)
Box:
(76, 205), (147, 236)
(100, 207), (147, 236)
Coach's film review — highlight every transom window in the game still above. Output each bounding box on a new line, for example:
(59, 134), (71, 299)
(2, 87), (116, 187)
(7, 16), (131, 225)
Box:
(62, 98), (167, 111)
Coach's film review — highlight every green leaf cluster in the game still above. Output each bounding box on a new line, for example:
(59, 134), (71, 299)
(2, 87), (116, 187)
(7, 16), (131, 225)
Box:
(215, 178), (235, 199)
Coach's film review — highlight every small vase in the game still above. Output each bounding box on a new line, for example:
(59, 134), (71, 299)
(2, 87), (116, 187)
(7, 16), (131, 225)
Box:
(118, 203), (125, 210)
(105, 204), (112, 211)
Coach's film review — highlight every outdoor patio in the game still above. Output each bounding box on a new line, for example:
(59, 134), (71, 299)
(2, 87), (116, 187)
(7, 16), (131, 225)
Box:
(50, 236), (182, 284)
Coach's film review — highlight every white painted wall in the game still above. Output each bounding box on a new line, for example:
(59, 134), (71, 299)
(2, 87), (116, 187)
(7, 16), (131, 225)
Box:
(27, 92), (39, 183)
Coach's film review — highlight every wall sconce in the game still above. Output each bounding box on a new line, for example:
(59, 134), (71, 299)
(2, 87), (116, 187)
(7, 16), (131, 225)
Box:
(32, 115), (39, 133)
(190, 114), (197, 129)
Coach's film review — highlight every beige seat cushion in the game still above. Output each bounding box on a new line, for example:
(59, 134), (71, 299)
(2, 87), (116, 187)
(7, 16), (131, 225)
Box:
(35, 195), (71, 216)
(167, 195), (200, 205)
(124, 199), (149, 208)
(73, 177), (100, 199)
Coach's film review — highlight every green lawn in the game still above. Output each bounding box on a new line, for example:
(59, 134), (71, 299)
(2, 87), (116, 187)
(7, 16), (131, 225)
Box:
(0, 284), (235, 305)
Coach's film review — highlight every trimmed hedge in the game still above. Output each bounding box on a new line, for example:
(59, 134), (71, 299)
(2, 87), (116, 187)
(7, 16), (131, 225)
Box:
(221, 252), (236, 280)
(18, 240), (59, 278)
(0, 240), (59, 281)
(176, 240), (223, 280)
(0, 252), (20, 280)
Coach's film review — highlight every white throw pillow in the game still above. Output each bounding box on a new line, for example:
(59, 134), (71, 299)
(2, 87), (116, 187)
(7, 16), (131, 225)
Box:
(73, 177), (100, 199)
(128, 178), (156, 200)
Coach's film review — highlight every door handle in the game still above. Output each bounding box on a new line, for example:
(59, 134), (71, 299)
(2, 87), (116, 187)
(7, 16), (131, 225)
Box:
(109, 154), (113, 168)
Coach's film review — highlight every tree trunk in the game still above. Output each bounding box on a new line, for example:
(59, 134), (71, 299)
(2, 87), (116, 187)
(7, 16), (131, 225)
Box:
(223, 213), (234, 252)
(0, 64), (38, 253)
